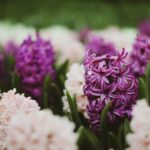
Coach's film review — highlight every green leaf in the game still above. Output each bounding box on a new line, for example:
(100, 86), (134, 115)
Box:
(56, 60), (68, 76)
(66, 91), (81, 127)
(118, 119), (131, 150)
(56, 75), (66, 94)
(124, 118), (131, 136)
(55, 60), (68, 94)
(43, 75), (52, 93)
(50, 83), (63, 115)
(123, 118), (131, 148)
(118, 124), (124, 150)
(77, 126), (103, 150)
(146, 62), (150, 105)
(51, 83), (62, 99)
(108, 132), (121, 150)
(11, 73), (20, 91)
(43, 92), (49, 108)
(100, 102), (111, 148)
(77, 126), (85, 147)
(5, 55), (15, 72)
(138, 77), (147, 99)
(58, 75), (65, 86)
(42, 75), (52, 108)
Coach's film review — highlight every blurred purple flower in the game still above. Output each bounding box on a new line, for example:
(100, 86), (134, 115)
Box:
(4, 41), (18, 57)
(79, 27), (91, 43)
(84, 49), (138, 131)
(86, 36), (116, 56)
(138, 20), (150, 37)
(129, 35), (150, 77)
(16, 34), (55, 101)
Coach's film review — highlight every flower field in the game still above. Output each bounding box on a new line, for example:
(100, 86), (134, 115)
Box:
(0, 1), (150, 149)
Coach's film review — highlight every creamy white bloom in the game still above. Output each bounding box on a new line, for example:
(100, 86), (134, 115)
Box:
(6, 110), (78, 150)
(0, 89), (39, 149)
(62, 63), (88, 118)
(0, 22), (35, 45)
(93, 26), (137, 53)
(41, 26), (84, 64)
(126, 100), (150, 150)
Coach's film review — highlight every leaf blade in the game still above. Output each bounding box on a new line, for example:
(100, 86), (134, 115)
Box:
(66, 91), (81, 127)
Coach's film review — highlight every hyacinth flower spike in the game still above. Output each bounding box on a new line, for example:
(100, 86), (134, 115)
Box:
(84, 49), (138, 131)
(129, 35), (150, 78)
(15, 33), (55, 102)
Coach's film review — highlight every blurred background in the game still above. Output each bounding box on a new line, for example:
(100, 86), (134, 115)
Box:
(0, 0), (150, 29)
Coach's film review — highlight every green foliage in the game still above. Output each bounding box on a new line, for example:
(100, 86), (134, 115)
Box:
(145, 62), (150, 104)
(11, 72), (20, 91)
(41, 60), (69, 114)
(0, 0), (149, 29)
(117, 118), (131, 150)
(42, 75), (52, 108)
(138, 77), (147, 99)
(0, 54), (16, 92)
(78, 126), (104, 150)
(55, 60), (68, 92)
(108, 132), (121, 150)
(66, 91), (82, 127)
(100, 102), (111, 149)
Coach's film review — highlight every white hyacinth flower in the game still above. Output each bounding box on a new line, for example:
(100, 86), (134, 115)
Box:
(62, 63), (88, 118)
(6, 110), (78, 150)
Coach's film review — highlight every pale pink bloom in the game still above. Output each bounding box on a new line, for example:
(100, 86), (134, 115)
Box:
(127, 100), (150, 150)
(6, 110), (78, 150)
(62, 63), (88, 118)
(0, 89), (40, 149)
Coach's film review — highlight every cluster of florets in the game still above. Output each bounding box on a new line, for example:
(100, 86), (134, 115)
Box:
(129, 35), (150, 77)
(84, 49), (138, 131)
(15, 34), (55, 100)
(86, 36), (116, 56)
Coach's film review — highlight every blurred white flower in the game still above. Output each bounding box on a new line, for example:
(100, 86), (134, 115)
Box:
(62, 63), (88, 118)
(0, 22), (35, 46)
(93, 26), (137, 53)
(41, 26), (84, 64)
(0, 89), (39, 149)
(126, 100), (150, 150)
(6, 110), (78, 150)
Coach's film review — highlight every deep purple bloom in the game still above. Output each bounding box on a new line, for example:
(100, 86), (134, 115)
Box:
(84, 49), (138, 131)
(16, 34), (55, 101)
(138, 20), (150, 37)
(86, 36), (116, 56)
(129, 35), (150, 77)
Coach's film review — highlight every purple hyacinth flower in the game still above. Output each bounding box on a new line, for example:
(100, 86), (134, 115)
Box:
(4, 41), (18, 57)
(129, 35), (150, 77)
(138, 20), (150, 37)
(86, 36), (116, 56)
(16, 34), (55, 101)
(79, 27), (91, 43)
(84, 49), (138, 131)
